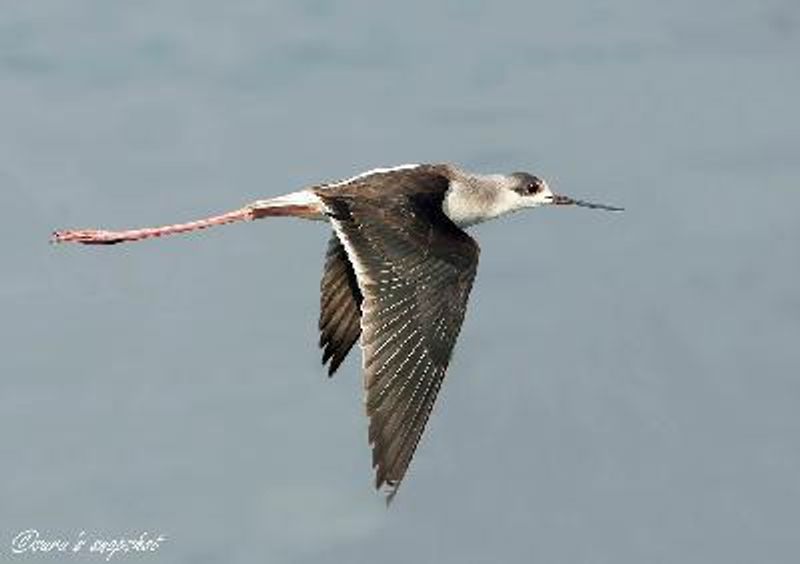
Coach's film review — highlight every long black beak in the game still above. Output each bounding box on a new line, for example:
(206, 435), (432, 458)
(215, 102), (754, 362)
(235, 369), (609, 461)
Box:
(551, 194), (624, 212)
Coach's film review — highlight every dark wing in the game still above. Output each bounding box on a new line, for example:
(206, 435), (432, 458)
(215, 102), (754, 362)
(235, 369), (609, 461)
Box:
(318, 190), (480, 502)
(319, 234), (363, 376)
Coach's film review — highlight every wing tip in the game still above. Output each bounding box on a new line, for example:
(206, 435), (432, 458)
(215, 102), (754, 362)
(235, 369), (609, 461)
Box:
(375, 474), (401, 506)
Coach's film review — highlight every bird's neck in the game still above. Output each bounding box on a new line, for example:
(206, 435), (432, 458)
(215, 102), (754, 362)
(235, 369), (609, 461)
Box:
(442, 174), (525, 227)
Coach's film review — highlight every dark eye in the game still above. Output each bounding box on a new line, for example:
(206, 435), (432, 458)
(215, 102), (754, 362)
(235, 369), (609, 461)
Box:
(526, 181), (542, 195)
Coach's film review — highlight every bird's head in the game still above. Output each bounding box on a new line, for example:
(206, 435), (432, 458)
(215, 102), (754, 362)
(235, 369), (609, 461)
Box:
(508, 172), (624, 212)
(508, 172), (555, 208)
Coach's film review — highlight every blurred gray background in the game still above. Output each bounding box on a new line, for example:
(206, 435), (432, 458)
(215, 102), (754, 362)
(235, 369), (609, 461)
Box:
(2, 1), (799, 562)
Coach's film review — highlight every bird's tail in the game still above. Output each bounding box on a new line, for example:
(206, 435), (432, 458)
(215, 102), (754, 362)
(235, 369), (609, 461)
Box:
(51, 190), (324, 245)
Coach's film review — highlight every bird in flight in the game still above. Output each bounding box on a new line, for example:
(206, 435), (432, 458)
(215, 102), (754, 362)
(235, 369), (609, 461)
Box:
(53, 163), (622, 503)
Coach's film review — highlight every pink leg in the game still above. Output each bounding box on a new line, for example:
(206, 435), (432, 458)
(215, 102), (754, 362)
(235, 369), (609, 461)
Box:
(52, 191), (325, 246)
(51, 207), (257, 245)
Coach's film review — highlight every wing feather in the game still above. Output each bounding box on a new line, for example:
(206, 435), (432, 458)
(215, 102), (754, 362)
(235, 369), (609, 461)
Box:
(318, 235), (363, 376)
(317, 182), (479, 502)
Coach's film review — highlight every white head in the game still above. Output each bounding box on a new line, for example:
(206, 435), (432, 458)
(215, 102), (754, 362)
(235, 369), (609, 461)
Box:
(496, 171), (624, 215)
(506, 172), (555, 208)
(443, 169), (623, 227)
(473, 172), (557, 223)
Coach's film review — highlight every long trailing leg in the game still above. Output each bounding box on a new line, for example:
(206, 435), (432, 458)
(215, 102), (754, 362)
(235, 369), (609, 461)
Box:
(52, 191), (324, 245)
